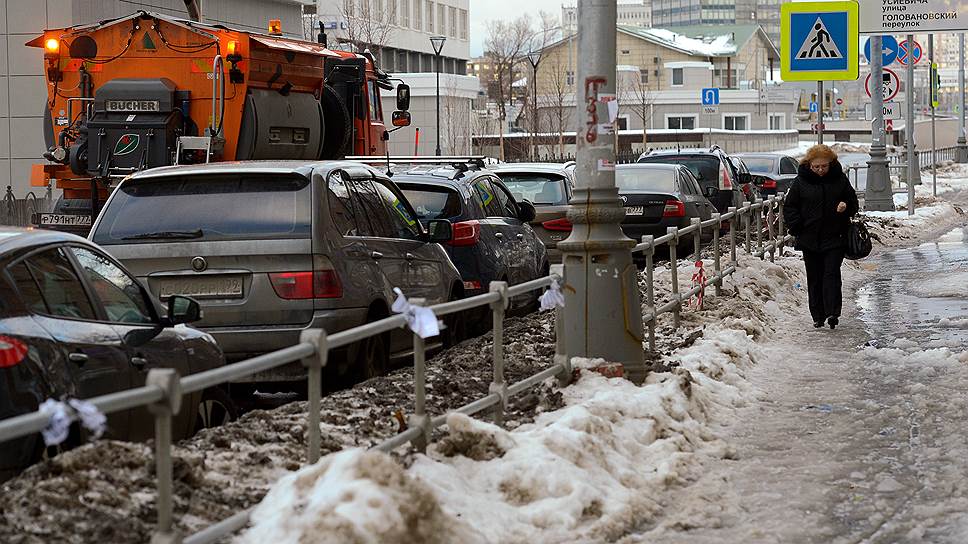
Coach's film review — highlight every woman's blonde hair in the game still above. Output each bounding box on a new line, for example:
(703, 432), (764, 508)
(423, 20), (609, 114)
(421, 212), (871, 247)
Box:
(801, 144), (838, 165)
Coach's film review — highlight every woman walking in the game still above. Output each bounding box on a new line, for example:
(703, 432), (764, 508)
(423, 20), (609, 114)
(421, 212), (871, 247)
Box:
(783, 145), (859, 329)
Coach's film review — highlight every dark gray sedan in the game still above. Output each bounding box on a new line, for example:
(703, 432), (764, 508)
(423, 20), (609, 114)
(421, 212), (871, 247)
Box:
(615, 163), (717, 256)
(733, 153), (800, 197)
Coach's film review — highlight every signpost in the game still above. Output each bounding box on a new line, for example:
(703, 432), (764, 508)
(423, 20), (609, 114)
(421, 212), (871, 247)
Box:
(865, 68), (900, 102)
(701, 87), (719, 114)
(865, 101), (901, 120)
(781, 2), (860, 144)
(929, 37), (937, 197)
(859, 0), (968, 34)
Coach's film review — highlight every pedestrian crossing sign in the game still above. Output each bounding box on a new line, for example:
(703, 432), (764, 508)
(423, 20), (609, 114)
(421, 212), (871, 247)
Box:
(781, 1), (859, 82)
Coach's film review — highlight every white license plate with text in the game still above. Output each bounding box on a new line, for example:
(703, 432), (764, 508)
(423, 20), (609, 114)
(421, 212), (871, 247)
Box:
(625, 206), (644, 216)
(156, 276), (244, 299)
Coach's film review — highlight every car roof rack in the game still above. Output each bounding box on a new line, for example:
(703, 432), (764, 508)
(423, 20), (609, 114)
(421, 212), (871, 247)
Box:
(344, 156), (487, 169)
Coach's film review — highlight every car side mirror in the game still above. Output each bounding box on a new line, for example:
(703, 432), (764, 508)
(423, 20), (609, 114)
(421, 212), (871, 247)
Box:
(396, 83), (411, 111)
(704, 186), (717, 198)
(167, 295), (202, 325)
(392, 110), (411, 127)
(425, 219), (452, 243)
(517, 200), (537, 222)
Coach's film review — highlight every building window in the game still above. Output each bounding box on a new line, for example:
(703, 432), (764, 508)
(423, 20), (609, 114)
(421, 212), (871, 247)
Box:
(438, 4), (447, 36)
(769, 113), (784, 130)
(666, 115), (696, 130)
(671, 68), (683, 86)
(724, 115), (749, 131)
(401, 0), (410, 27)
(640, 69), (648, 84)
(460, 9), (468, 40)
(426, 1), (433, 32)
(566, 70), (575, 86)
(449, 6), (458, 38)
(414, 0), (422, 29)
(621, 49), (630, 55)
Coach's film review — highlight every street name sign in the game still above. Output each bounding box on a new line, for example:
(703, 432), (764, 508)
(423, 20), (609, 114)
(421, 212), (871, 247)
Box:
(865, 101), (902, 120)
(860, 0), (968, 34)
(781, 1), (860, 81)
(864, 35), (898, 66)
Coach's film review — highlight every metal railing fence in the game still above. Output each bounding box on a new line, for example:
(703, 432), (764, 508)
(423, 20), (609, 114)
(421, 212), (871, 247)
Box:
(0, 195), (790, 543)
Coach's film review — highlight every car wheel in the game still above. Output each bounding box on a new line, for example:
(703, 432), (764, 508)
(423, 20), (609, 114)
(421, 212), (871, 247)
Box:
(195, 387), (238, 432)
(356, 327), (389, 381)
(443, 288), (467, 348)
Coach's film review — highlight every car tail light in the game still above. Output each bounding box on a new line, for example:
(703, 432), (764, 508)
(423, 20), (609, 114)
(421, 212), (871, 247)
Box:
(449, 220), (481, 247)
(463, 280), (482, 290)
(663, 200), (685, 217)
(762, 179), (777, 189)
(541, 217), (573, 231)
(269, 256), (342, 299)
(721, 167), (732, 189)
(0, 336), (28, 368)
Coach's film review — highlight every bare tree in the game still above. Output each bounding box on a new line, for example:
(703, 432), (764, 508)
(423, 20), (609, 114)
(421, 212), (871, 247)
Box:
(442, 79), (472, 155)
(339, 0), (396, 61)
(541, 44), (573, 157)
(484, 14), (533, 160)
(526, 11), (561, 159)
(618, 66), (656, 150)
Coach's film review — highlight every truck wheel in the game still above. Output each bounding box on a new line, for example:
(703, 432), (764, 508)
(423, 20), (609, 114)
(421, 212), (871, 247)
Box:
(319, 85), (352, 159)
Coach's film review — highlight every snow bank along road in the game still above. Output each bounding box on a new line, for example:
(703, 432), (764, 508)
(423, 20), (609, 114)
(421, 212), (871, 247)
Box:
(0, 167), (966, 543)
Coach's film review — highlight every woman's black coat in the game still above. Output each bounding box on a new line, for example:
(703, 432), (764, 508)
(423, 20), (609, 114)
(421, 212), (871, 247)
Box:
(782, 160), (860, 252)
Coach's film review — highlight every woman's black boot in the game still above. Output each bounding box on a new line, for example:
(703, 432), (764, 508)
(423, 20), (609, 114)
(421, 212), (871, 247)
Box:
(814, 320), (824, 328)
(828, 316), (839, 329)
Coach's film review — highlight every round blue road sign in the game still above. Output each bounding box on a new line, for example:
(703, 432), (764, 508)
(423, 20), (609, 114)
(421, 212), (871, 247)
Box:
(864, 35), (898, 67)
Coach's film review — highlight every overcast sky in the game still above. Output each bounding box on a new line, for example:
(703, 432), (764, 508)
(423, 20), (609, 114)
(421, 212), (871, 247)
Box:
(469, 0), (567, 57)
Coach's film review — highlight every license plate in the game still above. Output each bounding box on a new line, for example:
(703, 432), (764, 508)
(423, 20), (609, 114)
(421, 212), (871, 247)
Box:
(625, 206), (644, 216)
(156, 276), (244, 299)
(36, 213), (91, 227)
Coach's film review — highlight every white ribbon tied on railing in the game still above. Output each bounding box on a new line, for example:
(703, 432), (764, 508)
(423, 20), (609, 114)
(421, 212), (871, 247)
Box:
(39, 398), (107, 446)
(391, 288), (440, 339)
(539, 279), (565, 311)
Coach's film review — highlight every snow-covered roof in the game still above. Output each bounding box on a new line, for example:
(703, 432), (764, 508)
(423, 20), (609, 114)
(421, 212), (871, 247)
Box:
(512, 77), (528, 88)
(631, 27), (736, 56)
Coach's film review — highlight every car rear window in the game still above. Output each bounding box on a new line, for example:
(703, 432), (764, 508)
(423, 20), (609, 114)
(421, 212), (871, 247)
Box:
(640, 155), (719, 184)
(92, 174), (312, 245)
(615, 168), (677, 193)
(741, 157), (776, 174)
(497, 173), (568, 205)
(400, 185), (463, 220)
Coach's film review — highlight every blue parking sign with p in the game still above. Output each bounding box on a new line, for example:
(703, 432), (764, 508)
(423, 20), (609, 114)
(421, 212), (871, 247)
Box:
(780, 1), (859, 82)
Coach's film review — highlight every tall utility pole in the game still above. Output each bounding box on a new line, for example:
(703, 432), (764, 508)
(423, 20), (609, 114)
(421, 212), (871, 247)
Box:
(958, 33), (968, 163)
(905, 34), (916, 215)
(866, 35), (893, 211)
(558, 0), (645, 383)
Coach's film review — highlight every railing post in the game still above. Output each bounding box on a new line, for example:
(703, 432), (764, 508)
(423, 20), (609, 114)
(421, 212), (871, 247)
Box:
(728, 206), (738, 265)
(641, 236), (657, 352)
(767, 198), (776, 263)
(711, 214), (722, 296)
(488, 281), (509, 425)
(777, 193), (786, 255)
(691, 217), (701, 257)
(300, 329), (328, 464)
(550, 264), (571, 388)
(743, 203), (752, 255)
(147, 368), (183, 544)
(754, 200), (763, 259)
(667, 226), (680, 330)
(408, 298), (431, 453)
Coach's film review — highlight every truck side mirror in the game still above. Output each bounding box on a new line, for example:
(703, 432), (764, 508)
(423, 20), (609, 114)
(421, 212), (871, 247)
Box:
(396, 84), (411, 111)
(392, 110), (411, 127)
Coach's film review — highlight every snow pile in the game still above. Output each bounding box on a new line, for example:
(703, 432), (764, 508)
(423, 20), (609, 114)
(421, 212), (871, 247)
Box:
(237, 256), (807, 543)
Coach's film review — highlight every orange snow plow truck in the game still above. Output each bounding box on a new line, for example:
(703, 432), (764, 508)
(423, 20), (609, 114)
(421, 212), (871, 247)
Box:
(26, 10), (412, 233)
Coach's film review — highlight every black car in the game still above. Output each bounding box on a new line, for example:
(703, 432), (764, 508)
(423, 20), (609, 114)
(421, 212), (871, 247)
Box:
(733, 153), (800, 197)
(638, 146), (750, 214)
(395, 163), (548, 319)
(0, 228), (231, 482)
(616, 163), (716, 257)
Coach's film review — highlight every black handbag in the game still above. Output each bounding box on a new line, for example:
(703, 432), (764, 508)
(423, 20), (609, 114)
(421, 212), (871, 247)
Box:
(845, 216), (873, 260)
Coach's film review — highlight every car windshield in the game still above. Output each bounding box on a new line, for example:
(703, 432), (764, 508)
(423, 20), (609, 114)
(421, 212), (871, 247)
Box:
(400, 185), (463, 220)
(615, 168), (678, 192)
(640, 155), (718, 183)
(497, 173), (568, 205)
(742, 157), (776, 174)
(92, 174), (312, 244)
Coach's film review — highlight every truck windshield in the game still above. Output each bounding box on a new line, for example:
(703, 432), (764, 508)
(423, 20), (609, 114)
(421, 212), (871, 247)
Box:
(92, 174), (312, 245)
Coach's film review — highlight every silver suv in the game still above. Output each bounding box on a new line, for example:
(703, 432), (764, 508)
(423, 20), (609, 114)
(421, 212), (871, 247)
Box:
(89, 161), (462, 385)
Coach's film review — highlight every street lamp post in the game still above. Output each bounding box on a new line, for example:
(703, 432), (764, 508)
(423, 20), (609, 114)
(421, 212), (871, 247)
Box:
(958, 33), (967, 163)
(430, 35), (446, 156)
(527, 50), (541, 160)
